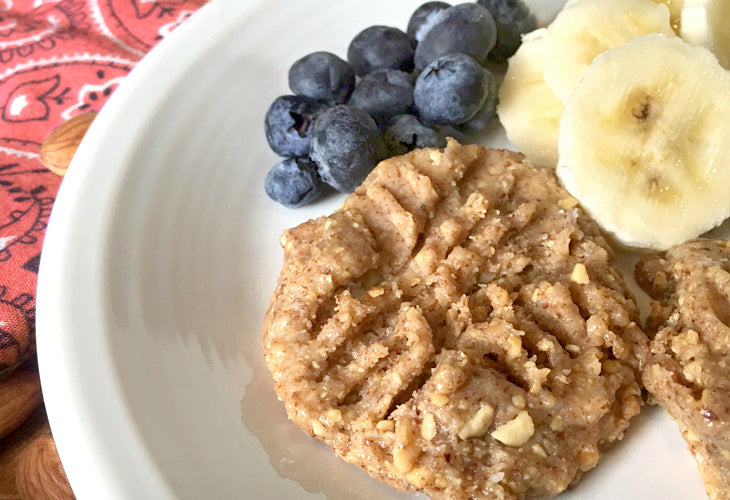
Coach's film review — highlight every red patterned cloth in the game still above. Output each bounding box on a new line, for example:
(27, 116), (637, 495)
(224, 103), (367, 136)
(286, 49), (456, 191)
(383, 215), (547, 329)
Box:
(0, 0), (203, 377)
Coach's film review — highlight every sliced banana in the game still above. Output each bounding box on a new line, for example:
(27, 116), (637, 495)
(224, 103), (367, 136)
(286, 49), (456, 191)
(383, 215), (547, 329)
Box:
(681, 0), (730, 68)
(543, 0), (675, 103)
(498, 29), (563, 169)
(560, 0), (683, 34)
(557, 34), (730, 251)
(650, 0), (684, 32)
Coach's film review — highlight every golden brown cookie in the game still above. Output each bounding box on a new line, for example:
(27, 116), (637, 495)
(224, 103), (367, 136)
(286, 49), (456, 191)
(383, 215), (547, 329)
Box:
(263, 139), (647, 499)
(636, 238), (730, 500)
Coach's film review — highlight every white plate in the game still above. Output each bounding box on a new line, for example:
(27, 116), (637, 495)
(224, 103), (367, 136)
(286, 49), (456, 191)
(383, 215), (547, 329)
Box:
(36, 0), (716, 498)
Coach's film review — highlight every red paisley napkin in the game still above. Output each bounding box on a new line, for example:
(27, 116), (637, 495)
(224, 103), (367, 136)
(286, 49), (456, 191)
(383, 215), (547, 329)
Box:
(0, 0), (204, 378)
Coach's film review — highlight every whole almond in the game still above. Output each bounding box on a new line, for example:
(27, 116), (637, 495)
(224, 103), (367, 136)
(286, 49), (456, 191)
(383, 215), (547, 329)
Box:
(39, 112), (96, 176)
(15, 433), (74, 500)
(0, 369), (43, 440)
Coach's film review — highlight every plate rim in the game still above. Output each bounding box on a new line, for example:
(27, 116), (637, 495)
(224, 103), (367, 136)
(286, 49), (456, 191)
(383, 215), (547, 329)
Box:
(35, 1), (265, 498)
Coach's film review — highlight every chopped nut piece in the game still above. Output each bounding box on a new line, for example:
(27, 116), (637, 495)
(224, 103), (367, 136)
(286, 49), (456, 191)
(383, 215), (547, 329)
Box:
(570, 263), (590, 284)
(565, 344), (580, 354)
(431, 393), (449, 407)
(492, 411), (535, 447)
(488, 471), (505, 483)
(405, 466), (430, 488)
(312, 420), (326, 437)
(671, 329), (700, 355)
(458, 351), (469, 367)
(440, 219), (461, 240)
(512, 394), (526, 409)
(506, 336), (523, 360)
(532, 443), (548, 458)
(685, 329), (700, 344)
(558, 196), (579, 210)
(376, 420), (395, 432)
(421, 413), (437, 441)
(393, 447), (416, 474)
(415, 247), (438, 269)
(326, 408), (343, 423)
(458, 404), (496, 440)
(577, 449), (600, 469)
(368, 287), (385, 298)
(683, 360), (703, 383)
(393, 419), (421, 474)
(537, 338), (552, 351)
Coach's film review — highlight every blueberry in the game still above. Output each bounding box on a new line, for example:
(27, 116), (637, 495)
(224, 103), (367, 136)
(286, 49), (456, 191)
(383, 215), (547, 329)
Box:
(265, 157), (325, 208)
(414, 53), (490, 126)
(310, 105), (387, 192)
(347, 26), (415, 76)
(413, 3), (497, 70)
(476, 0), (538, 62)
(383, 114), (447, 156)
(455, 70), (498, 132)
(406, 2), (451, 41)
(264, 95), (328, 157)
(348, 69), (414, 124)
(288, 51), (356, 104)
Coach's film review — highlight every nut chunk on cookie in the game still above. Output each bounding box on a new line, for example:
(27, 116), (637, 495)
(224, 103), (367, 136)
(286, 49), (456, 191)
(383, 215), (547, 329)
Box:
(636, 239), (730, 500)
(263, 139), (648, 499)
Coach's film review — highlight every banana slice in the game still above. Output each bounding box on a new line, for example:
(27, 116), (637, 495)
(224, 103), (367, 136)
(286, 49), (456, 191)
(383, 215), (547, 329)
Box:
(566, 0), (683, 29)
(498, 29), (563, 169)
(681, 0), (730, 68)
(650, 0), (684, 32)
(543, 0), (675, 103)
(557, 34), (730, 251)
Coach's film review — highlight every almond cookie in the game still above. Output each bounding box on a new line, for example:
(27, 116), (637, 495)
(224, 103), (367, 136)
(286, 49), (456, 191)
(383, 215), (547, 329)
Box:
(636, 238), (730, 500)
(263, 139), (647, 499)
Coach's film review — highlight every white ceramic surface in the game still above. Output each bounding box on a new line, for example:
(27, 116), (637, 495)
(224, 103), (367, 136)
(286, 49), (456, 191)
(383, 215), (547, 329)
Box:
(36, 0), (724, 498)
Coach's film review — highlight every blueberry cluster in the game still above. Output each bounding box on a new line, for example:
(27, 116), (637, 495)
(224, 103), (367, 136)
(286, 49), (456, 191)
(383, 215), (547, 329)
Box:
(264, 0), (537, 208)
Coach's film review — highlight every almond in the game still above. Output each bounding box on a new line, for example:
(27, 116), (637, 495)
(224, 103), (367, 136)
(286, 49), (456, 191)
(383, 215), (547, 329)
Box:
(0, 369), (43, 440)
(16, 433), (74, 500)
(39, 112), (96, 176)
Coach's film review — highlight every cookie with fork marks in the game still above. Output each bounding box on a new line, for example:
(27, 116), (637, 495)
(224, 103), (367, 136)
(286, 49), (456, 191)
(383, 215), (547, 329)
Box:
(263, 139), (647, 499)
